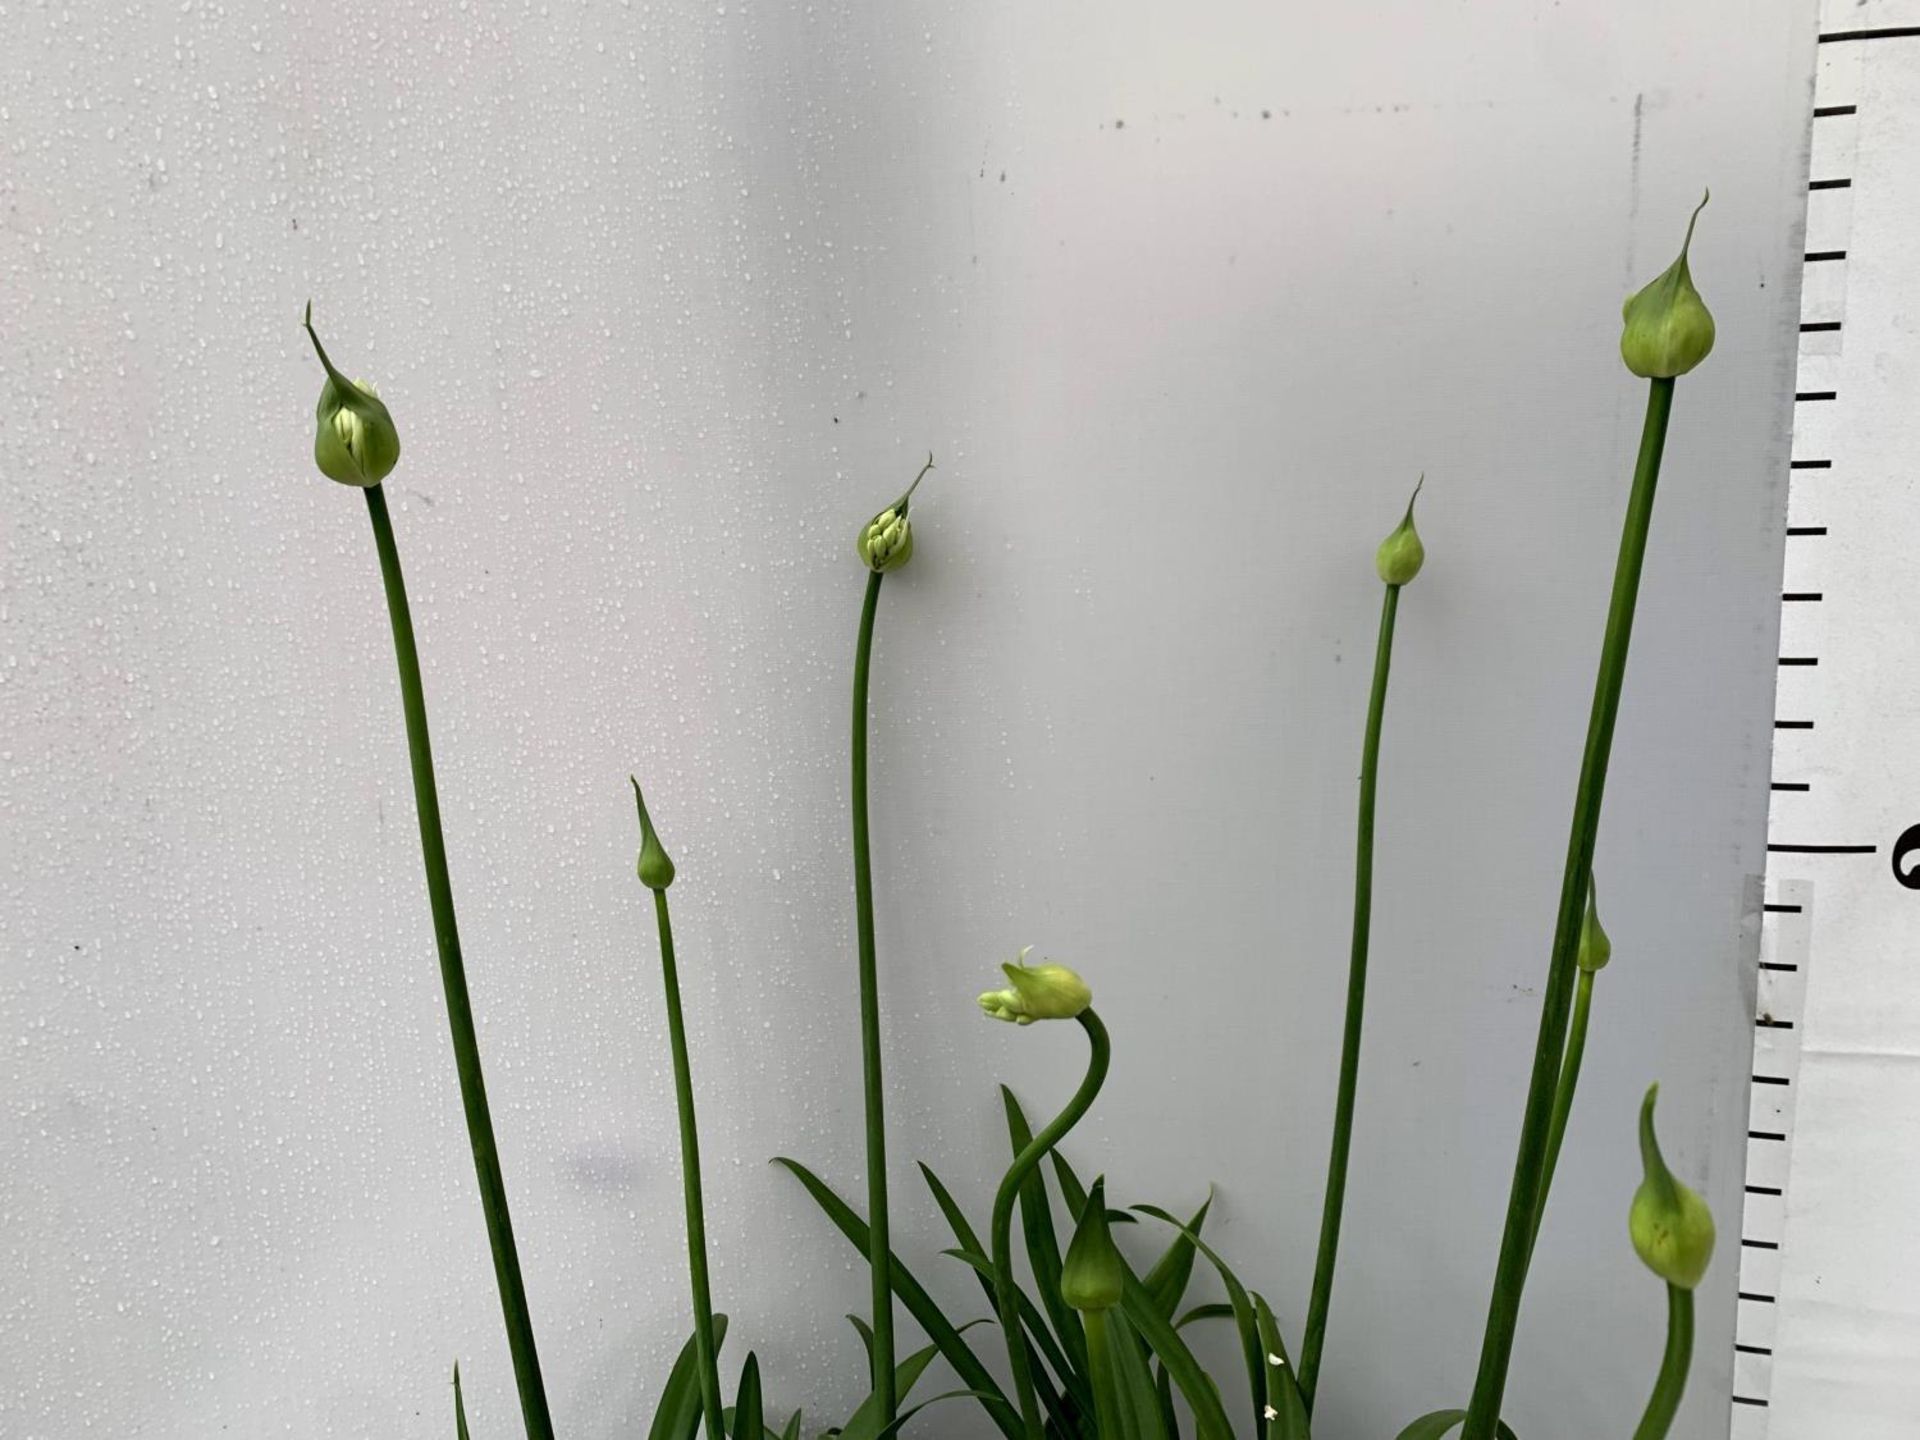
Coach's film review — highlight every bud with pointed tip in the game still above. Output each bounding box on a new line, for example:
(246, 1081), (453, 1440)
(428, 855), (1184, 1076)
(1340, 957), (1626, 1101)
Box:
(1375, 477), (1426, 586)
(855, 455), (934, 573)
(1621, 193), (1716, 379)
(630, 776), (676, 890)
(1061, 1177), (1126, 1312)
(978, 948), (1092, 1025)
(1629, 1085), (1715, 1290)
(1577, 877), (1611, 973)
(303, 302), (402, 487)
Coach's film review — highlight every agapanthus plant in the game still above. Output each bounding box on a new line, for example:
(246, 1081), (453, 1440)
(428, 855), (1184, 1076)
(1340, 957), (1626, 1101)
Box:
(300, 193), (1726, 1440)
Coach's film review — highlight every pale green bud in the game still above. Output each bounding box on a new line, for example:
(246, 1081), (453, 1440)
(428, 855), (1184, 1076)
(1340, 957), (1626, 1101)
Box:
(978, 947), (1093, 1025)
(1375, 477), (1426, 586)
(1577, 877), (1611, 973)
(1629, 1085), (1715, 1290)
(1620, 193), (1716, 379)
(303, 302), (401, 487)
(630, 775), (676, 890)
(855, 454), (934, 573)
(1060, 1177), (1126, 1312)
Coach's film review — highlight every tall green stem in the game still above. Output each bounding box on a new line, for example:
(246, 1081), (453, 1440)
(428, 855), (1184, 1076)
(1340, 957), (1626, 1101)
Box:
(990, 1011), (1113, 1440)
(1631, 1285), (1694, 1440)
(1528, 967), (1595, 1259)
(849, 568), (897, 1424)
(647, 884), (725, 1440)
(1083, 1309), (1126, 1440)
(1299, 582), (1401, 1410)
(363, 484), (553, 1440)
(1461, 377), (1675, 1438)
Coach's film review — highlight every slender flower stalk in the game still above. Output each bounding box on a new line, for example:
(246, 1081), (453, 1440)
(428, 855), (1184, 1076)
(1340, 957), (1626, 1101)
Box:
(1460, 380), (1678, 1438)
(985, 1008), (1112, 1440)
(846, 455), (932, 1425)
(632, 779), (725, 1440)
(303, 305), (553, 1440)
(1463, 200), (1712, 1438)
(1633, 1283), (1694, 1440)
(1298, 480), (1424, 1410)
(364, 482), (555, 1440)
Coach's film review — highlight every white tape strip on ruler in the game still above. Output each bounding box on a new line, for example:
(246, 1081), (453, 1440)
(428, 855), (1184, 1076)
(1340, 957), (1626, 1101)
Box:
(1739, 10), (1920, 1438)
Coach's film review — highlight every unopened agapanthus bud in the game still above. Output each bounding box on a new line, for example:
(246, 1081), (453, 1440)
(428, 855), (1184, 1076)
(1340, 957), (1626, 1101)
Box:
(302, 302), (402, 487)
(1375, 477), (1426, 586)
(855, 454), (934, 573)
(1577, 877), (1612, 973)
(1629, 1085), (1715, 1290)
(630, 776), (676, 890)
(978, 947), (1092, 1025)
(1060, 1177), (1126, 1312)
(1621, 193), (1716, 379)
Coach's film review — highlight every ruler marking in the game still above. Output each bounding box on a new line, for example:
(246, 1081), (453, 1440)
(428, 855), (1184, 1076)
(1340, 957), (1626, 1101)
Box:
(1819, 26), (1920, 44)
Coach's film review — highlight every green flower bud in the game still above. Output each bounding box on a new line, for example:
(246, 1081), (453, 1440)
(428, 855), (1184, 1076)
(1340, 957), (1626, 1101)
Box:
(1060, 1177), (1126, 1312)
(1629, 1085), (1715, 1290)
(1577, 877), (1611, 973)
(1375, 476), (1426, 586)
(855, 454), (934, 573)
(978, 947), (1093, 1025)
(302, 302), (402, 487)
(1620, 193), (1716, 379)
(630, 775), (676, 890)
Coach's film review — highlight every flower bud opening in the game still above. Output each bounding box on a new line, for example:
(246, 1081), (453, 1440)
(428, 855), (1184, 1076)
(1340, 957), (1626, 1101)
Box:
(1375, 476), (1426, 586)
(856, 454), (934, 573)
(1060, 1177), (1126, 1312)
(978, 947), (1093, 1025)
(1620, 193), (1716, 379)
(302, 302), (402, 487)
(630, 775), (677, 890)
(1577, 876), (1612, 973)
(1629, 1084), (1715, 1290)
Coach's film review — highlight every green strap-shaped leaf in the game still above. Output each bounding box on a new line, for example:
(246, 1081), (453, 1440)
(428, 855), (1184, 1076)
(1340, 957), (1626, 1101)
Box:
(453, 1363), (471, 1440)
(648, 1316), (732, 1440)
(779, 1410), (803, 1440)
(847, 1315), (876, 1369)
(773, 1158), (1021, 1440)
(1393, 1410), (1519, 1440)
(870, 1389), (1016, 1440)
(731, 1354), (764, 1440)
(1136, 1205), (1269, 1440)
(1001, 1088), (1091, 1380)
(1120, 1274), (1234, 1440)
(1108, 1310), (1172, 1440)
(1252, 1295), (1309, 1440)
(1173, 1302), (1236, 1331)
(1142, 1192), (1212, 1322)
(838, 1336), (975, 1440)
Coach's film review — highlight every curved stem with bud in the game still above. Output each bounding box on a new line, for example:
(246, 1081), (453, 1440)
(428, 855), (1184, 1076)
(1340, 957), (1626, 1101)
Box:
(988, 1010), (1112, 1440)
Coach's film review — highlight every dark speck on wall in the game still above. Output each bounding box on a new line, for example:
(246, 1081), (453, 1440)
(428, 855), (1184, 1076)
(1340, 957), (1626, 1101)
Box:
(1115, 117), (1126, 130)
